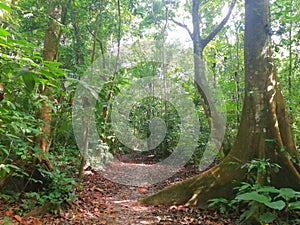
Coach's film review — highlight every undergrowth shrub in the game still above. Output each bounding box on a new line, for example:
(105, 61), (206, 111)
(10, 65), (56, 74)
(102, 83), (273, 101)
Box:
(208, 158), (300, 224)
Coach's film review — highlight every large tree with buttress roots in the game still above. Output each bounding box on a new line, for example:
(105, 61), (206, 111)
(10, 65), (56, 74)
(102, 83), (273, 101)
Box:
(140, 0), (300, 208)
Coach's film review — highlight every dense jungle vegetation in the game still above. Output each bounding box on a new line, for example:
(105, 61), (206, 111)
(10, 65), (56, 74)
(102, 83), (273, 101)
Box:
(0, 0), (299, 224)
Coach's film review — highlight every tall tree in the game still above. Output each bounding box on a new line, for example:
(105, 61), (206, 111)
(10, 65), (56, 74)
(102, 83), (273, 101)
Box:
(36, 1), (64, 170)
(140, 0), (300, 208)
(173, 0), (237, 151)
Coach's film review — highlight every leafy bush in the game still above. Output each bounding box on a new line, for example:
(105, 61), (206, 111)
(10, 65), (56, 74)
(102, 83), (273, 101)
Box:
(88, 140), (114, 170)
(234, 184), (300, 223)
(209, 159), (300, 224)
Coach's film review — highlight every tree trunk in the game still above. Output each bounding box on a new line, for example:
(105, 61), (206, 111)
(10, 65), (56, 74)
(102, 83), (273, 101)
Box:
(140, 0), (300, 208)
(36, 2), (62, 170)
(192, 0), (236, 151)
(72, 10), (84, 66)
(172, 1), (236, 150)
(0, 83), (4, 102)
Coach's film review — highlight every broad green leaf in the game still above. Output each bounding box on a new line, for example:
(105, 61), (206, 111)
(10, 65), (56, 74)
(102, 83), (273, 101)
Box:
(0, 164), (10, 173)
(18, 69), (36, 93)
(0, 28), (10, 36)
(6, 101), (16, 110)
(0, 42), (9, 47)
(23, 73), (36, 93)
(288, 201), (300, 210)
(294, 13), (300, 22)
(44, 61), (61, 67)
(264, 200), (285, 210)
(11, 39), (39, 49)
(235, 192), (270, 203)
(257, 186), (280, 194)
(0, 3), (12, 12)
(259, 212), (277, 223)
(277, 188), (300, 200)
(0, 145), (9, 156)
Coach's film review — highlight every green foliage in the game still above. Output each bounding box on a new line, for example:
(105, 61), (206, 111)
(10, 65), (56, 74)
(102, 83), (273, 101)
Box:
(40, 167), (77, 205)
(127, 96), (181, 159)
(89, 140), (113, 170)
(234, 184), (300, 224)
(271, 0), (300, 148)
(0, 2), (79, 214)
(191, 113), (210, 165)
(208, 197), (235, 214)
(242, 158), (281, 184)
(2, 217), (14, 225)
(1, 163), (77, 215)
(209, 159), (300, 224)
(1, 0), (299, 220)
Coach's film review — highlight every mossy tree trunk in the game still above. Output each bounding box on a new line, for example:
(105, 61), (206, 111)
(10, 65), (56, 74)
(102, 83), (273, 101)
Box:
(140, 0), (300, 208)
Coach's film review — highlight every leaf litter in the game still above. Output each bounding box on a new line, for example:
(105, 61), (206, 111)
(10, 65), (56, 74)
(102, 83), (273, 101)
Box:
(0, 155), (238, 225)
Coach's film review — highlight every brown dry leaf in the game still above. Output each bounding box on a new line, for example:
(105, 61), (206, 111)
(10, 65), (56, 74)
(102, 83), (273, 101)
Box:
(104, 209), (115, 214)
(137, 187), (147, 192)
(14, 215), (22, 222)
(94, 187), (104, 193)
(32, 217), (42, 225)
(91, 185), (104, 193)
(5, 209), (13, 215)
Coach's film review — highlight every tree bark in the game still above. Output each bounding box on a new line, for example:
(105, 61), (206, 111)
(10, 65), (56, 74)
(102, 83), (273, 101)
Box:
(140, 0), (300, 208)
(0, 83), (4, 102)
(36, 2), (62, 170)
(72, 10), (84, 66)
(192, 0), (236, 151)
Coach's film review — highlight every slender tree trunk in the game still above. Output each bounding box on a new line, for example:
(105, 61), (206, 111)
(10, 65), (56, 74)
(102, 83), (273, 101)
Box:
(140, 0), (300, 208)
(0, 83), (4, 102)
(91, 26), (98, 65)
(48, 1), (70, 151)
(36, 2), (62, 170)
(287, 0), (294, 95)
(73, 10), (84, 66)
(102, 0), (121, 143)
(192, 0), (236, 152)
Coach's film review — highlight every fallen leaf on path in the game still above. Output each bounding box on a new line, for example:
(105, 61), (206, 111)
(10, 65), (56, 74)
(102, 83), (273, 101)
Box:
(14, 215), (22, 222)
(104, 209), (116, 214)
(137, 187), (147, 192)
(5, 209), (13, 215)
(32, 217), (42, 225)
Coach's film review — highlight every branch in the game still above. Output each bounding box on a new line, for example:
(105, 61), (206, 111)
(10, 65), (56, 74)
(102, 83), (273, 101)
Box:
(86, 26), (94, 36)
(201, 0), (237, 48)
(171, 18), (193, 40)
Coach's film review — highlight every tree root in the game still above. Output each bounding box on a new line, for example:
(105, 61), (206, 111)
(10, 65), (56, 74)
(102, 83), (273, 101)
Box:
(140, 155), (245, 208)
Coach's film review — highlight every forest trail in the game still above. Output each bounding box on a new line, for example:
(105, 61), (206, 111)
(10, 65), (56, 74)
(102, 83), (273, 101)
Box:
(1, 154), (236, 224)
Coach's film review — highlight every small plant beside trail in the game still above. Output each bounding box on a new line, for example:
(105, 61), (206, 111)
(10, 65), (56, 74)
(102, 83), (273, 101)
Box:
(209, 158), (300, 224)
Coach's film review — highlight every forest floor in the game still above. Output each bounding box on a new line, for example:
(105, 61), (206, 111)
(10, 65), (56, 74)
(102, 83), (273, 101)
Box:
(0, 153), (238, 225)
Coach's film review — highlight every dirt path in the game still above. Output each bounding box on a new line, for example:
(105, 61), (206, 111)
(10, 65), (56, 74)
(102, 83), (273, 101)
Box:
(1, 155), (237, 224)
(39, 162), (236, 225)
